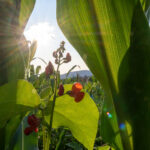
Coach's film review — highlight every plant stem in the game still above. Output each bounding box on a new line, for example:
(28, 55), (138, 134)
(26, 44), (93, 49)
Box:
(21, 121), (24, 150)
(49, 84), (57, 140)
(55, 129), (66, 150)
(49, 58), (60, 149)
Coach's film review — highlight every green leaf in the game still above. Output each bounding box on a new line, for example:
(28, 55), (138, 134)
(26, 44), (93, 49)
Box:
(45, 84), (99, 150)
(5, 115), (24, 150)
(0, 2), (30, 85)
(11, 117), (38, 150)
(29, 41), (37, 62)
(118, 2), (150, 150)
(0, 80), (40, 126)
(19, 0), (36, 28)
(40, 87), (51, 99)
(57, 0), (135, 149)
(57, 0), (150, 149)
(98, 145), (114, 150)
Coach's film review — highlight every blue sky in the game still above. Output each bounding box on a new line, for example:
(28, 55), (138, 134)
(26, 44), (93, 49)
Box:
(24, 0), (89, 74)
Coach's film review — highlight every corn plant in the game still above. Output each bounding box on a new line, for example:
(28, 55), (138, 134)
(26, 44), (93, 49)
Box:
(56, 0), (150, 150)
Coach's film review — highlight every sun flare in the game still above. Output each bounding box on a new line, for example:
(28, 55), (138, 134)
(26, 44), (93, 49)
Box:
(24, 22), (55, 46)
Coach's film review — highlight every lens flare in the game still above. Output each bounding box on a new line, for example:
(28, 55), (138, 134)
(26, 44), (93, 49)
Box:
(106, 112), (112, 118)
(119, 123), (126, 130)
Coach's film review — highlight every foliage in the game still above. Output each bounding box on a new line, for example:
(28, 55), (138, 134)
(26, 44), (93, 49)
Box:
(44, 84), (99, 150)
(0, 0), (149, 149)
(0, 37), (100, 150)
(57, 0), (150, 149)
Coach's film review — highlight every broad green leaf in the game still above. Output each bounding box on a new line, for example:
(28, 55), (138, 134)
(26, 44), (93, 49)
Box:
(0, 1), (31, 85)
(66, 142), (83, 150)
(11, 117), (38, 150)
(5, 115), (24, 150)
(57, 0), (150, 149)
(19, 0), (36, 28)
(140, 0), (150, 21)
(57, 0), (137, 92)
(45, 84), (99, 150)
(140, 0), (150, 12)
(40, 87), (51, 99)
(117, 2), (150, 150)
(0, 80), (40, 126)
(57, 0), (136, 149)
(98, 145), (114, 150)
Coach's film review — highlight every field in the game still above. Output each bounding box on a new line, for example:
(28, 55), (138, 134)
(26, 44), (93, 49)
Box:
(0, 1), (150, 150)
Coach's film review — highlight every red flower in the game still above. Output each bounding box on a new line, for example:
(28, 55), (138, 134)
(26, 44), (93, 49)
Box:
(64, 53), (71, 63)
(24, 115), (40, 135)
(75, 92), (85, 103)
(28, 114), (40, 126)
(27, 115), (36, 126)
(34, 127), (39, 133)
(68, 83), (84, 103)
(72, 82), (83, 94)
(58, 84), (64, 96)
(24, 127), (34, 135)
(45, 61), (54, 77)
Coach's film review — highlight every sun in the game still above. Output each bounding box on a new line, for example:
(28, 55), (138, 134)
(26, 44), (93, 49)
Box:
(24, 22), (55, 46)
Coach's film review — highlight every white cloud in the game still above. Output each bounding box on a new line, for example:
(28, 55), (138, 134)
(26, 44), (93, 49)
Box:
(24, 22), (55, 46)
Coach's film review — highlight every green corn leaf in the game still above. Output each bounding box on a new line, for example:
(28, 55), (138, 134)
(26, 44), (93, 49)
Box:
(57, 0), (150, 149)
(0, 1), (32, 85)
(19, 0), (36, 29)
(56, 0), (136, 149)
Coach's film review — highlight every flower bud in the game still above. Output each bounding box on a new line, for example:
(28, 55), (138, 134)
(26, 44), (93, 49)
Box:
(61, 41), (65, 45)
(55, 59), (59, 64)
(53, 51), (58, 58)
(59, 51), (63, 58)
(58, 84), (64, 96)
(45, 61), (54, 77)
(64, 53), (71, 63)
(27, 114), (40, 127)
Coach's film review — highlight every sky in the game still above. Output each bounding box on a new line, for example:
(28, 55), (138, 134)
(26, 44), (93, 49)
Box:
(24, 0), (89, 74)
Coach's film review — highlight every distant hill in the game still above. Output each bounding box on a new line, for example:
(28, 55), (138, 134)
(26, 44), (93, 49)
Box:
(60, 70), (92, 79)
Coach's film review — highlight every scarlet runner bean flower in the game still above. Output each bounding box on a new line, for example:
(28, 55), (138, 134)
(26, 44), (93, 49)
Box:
(64, 53), (71, 63)
(68, 82), (85, 102)
(45, 61), (54, 77)
(24, 127), (33, 135)
(75, 92), (85, 103)
(24, 115), (40, 135)
(72, 82), (83, 94)
(58, 84), (64, 96)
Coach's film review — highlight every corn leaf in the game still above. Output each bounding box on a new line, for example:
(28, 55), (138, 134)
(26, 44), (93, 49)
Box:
(57, 0), (150, 149)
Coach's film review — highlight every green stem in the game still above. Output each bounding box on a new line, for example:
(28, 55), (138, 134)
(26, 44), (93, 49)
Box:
(49, 58), (60, 149)
(21, 121), (24, 150)
(55, 129), (65, 150)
